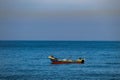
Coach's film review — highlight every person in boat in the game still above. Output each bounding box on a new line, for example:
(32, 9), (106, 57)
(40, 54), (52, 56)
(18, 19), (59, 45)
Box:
(77, 58), (84, 63)
(48, 56), (58, 62)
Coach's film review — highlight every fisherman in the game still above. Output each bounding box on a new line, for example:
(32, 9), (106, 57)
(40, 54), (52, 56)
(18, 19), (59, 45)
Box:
(77, 58), (84, 63)
(77, 58), (82, 61)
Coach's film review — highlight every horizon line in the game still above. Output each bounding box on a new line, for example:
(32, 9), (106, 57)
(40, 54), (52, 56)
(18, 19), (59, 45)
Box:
(0, 40), (120, 42)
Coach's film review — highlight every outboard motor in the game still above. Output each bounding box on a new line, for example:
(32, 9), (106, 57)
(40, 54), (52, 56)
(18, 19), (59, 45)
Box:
(81, 59), (84, 63)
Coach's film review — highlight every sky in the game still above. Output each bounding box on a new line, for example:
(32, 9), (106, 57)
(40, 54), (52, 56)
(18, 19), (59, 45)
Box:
(0, 0), (120, 41)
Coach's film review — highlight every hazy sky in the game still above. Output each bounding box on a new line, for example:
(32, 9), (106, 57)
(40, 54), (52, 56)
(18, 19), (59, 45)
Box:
(0, 0), (120, 41)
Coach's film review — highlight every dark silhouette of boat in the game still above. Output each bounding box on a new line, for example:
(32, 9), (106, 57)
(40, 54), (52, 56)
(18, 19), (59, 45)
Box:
(48, 56), (84, 64)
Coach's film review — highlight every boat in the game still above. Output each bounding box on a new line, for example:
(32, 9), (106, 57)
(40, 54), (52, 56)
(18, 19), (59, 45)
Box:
(48, 56), (84, 64)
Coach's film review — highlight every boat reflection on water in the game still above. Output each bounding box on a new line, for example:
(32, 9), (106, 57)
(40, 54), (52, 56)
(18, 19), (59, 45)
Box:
(48, 56), (84, 64)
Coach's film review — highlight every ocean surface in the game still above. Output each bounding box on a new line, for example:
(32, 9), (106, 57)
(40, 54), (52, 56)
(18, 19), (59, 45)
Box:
(0, 41), (120, 80)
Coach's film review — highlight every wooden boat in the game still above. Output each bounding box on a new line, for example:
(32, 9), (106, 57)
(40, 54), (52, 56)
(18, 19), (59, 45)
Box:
(48, 56), (84, 64)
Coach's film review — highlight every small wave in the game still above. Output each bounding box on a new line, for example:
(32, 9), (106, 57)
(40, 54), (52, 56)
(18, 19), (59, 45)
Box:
(106, 63), (120, 65)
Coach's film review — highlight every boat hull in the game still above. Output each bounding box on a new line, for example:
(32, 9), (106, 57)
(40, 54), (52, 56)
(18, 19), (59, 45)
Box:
(51, 61), (84, 64)
(48, 56), (84, 64)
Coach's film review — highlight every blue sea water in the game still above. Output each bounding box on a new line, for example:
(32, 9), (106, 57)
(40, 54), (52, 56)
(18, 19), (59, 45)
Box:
(0, 41), (120, 80)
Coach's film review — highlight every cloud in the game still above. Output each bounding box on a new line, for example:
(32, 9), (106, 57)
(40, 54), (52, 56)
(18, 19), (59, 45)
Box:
(0, 0), (120, 22)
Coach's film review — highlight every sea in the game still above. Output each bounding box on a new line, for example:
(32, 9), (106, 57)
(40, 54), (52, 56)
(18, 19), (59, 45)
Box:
(0, 41), (120, 80)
